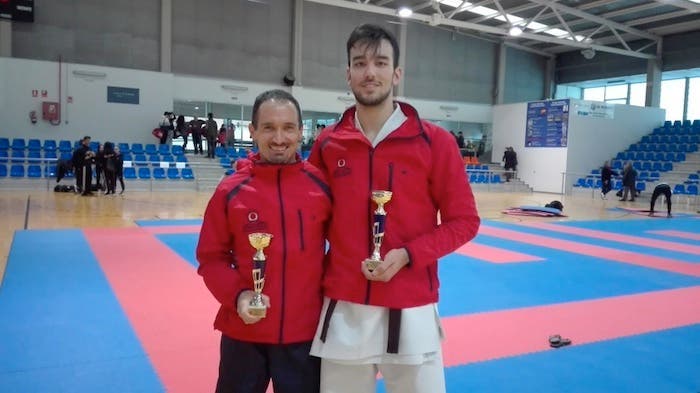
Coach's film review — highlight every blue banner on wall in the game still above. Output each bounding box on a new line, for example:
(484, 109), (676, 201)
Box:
(525, 99), (569, 148)
(107, 86), (140, 105)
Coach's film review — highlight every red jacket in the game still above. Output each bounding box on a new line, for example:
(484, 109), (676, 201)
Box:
(197, 154), (331, 344)
(309, 102), (480, 309)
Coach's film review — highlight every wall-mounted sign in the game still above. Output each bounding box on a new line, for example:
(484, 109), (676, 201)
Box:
(574, 100), (615, 120)
(525, 99), (569, 148)
(107, 86), (140, 105)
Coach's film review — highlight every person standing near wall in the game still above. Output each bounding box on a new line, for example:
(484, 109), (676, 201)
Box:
(620, 162), (637, 202)
(308, 24), (480, 393)
(600, 160), (617, 200)
(205, 112), (219, 159)
(71, 136), (91, 194)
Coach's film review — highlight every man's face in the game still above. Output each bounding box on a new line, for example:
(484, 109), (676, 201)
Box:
(249, 100), (301, 164)
(347, 39), (402, 107)
(83, 138), (90, 146)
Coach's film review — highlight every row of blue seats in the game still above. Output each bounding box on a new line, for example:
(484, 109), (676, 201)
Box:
(0, 150), (190, 165)
(0, 164), (194, 180)
(575, 178), (699, 197)
(627, 143), (698, 153)
(614, 152), (685, 164)
(640, 135), (700, 144)
(469, 173), (503, 184)
(0, 138), (187, 156)
(664, 120), (700, 128)
(588, 171), (662, 181)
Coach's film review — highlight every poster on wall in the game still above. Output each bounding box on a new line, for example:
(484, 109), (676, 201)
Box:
(574, 100), (615, 119)
(107, 86), (140, 105)
(525, 99), (569, 148)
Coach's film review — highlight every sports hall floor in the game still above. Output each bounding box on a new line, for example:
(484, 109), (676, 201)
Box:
(0, 190), (699, 392)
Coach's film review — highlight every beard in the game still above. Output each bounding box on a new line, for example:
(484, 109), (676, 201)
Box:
(352, 85), (393, 107)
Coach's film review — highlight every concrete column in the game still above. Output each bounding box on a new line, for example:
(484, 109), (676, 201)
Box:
(645, 39), (662, 108)
(160, 0), (172, 73)
(544, 56), (556, 100)
(0, 19), (11, 57)
(494, 42), (506, 105)
(396, 22), (407, 97)
(291, 0), (303, 86)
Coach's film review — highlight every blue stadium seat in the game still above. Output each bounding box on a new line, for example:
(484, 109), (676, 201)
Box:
(124, 167), (137, 179)
(158, 144), (171, 155)
(27, 139), (41, 151)
(134, 154), (147, 166)
(167, 168), (180, 179)
(138, 167), (151, 179)
(11, 150), (25, 163)
(0, 150), (7, 163)
(148, 154), (160, 166)
(11, 138), (26, 151)
(145, 144), (158, 155)
(181, 168), (194, 180)
(220, 157), (232, 168)
(43, 139), (57, 151)
(58, 140), (73, 152)
(10, 164), (24, 177)
(118, 143), (130, 154)
(0, 164), (6, 177)
(27, 165), (42, 178)
(0, 138), (9, 150)
(45, 165), (57, 178)
(131, 143), (144, 154)
(673, 184), (685, 194)
(687, 185), (698, 197)
(172, 145), (184, 156)
(153, 167), (166, 179)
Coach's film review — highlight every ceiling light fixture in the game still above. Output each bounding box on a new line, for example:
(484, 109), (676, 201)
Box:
(508, 26), (523, 36)
(397, 7), (413, 18)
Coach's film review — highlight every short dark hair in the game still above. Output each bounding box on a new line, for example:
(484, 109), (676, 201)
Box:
(346, 24), (400, 69)
(251, 89), (303, 128)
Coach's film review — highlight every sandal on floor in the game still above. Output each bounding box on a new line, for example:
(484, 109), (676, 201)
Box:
(549, 334), (572, 348)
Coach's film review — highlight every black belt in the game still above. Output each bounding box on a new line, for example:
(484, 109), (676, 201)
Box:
(319, 299), (402, 354)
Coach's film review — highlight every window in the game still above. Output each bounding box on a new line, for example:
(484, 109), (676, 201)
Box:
(660, 79), (686, 121)
(629, 83), (646, 107)
(605, 85), (627, 102)
(583, 87), (604, 101)
(687, 77), (700, 122)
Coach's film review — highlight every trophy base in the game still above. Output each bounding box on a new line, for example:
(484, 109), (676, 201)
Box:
(363, 258), (381, 272)
(248, 305), (267, 318)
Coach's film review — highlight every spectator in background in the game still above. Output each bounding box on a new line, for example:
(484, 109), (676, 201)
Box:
(620, 162), (637, 202)
(72, 136), (91, 194)
(205, 112), (219, 158)
(649, 182), (672, 217)
(175, 115), (188, 149)
(102, 142), (117, 195)
(457, 131), (465, 148)
(226, 123), (237, 147)
(189, 117), (204, 155)
(159, 111), (175, 145)
(503, 146), (518, 182)
(600, 160), (617, 200)
(114, 146), (125, 194)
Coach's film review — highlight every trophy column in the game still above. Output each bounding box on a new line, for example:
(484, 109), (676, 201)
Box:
(248, 232), (273, 317)
(363, 190), (392, 272)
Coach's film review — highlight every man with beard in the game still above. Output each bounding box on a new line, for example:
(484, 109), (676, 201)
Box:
(308, 24), (480, 393)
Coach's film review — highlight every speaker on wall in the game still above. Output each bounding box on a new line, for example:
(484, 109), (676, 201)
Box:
(283, 73), (295, 86)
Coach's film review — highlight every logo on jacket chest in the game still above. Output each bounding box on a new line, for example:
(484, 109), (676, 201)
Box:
(332, 158), (351, 178)
(243, 210), (269, 233)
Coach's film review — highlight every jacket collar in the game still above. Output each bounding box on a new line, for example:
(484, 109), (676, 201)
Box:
(333, 101), (425, 140)
(239, 153), (303, 177)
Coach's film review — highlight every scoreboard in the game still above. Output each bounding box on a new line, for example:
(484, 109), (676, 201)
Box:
(0, 0), (34, 23)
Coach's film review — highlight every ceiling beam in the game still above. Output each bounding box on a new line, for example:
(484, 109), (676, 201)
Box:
(652, 0), (700, 13)
(303, 0), (656, 58)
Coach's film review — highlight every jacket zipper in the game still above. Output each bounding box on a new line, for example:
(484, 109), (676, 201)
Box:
(297, 210), (304, 251)
(365, 148), (374, 305)
(277, 168), (287, 343)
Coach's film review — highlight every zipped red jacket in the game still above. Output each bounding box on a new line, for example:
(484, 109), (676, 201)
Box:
(309, 102), (480, 309)
(197, 154), (331, 344)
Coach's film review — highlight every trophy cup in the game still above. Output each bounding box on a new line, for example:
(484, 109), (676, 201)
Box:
(363, 190), (392, 272)
(248, 232), (273, 318)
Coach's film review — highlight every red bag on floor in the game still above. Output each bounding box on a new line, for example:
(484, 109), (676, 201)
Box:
(152, 128), (163, 140)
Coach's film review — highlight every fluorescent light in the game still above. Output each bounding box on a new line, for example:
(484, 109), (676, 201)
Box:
(221, 84), (248, 92)
(397, 7), (413, 18)
(439, 0), (466, 7)
(72, 70), (106, 79)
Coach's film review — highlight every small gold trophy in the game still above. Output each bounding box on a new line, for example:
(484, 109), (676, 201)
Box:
(248, 232), (273, 317)
(363, 190), (392, 272)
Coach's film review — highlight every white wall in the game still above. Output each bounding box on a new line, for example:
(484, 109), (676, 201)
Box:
(0, 57), (173, 145)
(0, 58), (493, 146)
(491, 102), (568, 193)
(491, 100), (665, 193)
(567, 100), (665, 184)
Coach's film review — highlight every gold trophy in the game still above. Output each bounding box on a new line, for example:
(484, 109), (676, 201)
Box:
(248, 232), (273, 317)
(363, 190), (392, 272)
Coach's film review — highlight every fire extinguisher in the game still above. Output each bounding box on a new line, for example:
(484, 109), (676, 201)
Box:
(29, 110), (37, 124)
